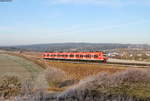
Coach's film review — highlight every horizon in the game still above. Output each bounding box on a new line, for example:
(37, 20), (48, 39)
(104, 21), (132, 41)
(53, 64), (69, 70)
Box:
(0, 0), (150, 45)
(0, 42), (150, 47)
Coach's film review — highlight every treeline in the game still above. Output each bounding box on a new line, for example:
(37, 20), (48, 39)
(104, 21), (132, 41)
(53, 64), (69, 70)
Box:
(2, 43), (149, 52)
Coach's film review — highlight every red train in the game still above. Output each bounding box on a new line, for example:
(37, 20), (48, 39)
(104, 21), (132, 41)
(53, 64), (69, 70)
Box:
(42, 52), (108, 62)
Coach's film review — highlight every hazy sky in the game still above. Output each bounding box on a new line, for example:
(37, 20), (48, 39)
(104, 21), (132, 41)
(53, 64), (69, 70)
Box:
(0, 0), (150, 46)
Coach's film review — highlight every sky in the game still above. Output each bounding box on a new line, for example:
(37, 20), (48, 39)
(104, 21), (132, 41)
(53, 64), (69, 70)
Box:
(0, 0), (150, 46)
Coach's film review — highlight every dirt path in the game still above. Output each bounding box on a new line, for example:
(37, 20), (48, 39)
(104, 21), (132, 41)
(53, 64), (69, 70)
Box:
(0, 54), (43, 79)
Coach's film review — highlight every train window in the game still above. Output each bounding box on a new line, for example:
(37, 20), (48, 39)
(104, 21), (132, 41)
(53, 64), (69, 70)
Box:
(85, 54), (91, 57)
(70, 55), (74, 57)
(76, 55), (79, 57)
(65, 55), (68, 57)
(85, 55), (88, 57)
(80, 55), (83, 57)
(94, 55), (98, 58)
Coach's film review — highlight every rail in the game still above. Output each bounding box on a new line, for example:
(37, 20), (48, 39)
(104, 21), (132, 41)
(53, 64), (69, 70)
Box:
(43, 58), (150, 67)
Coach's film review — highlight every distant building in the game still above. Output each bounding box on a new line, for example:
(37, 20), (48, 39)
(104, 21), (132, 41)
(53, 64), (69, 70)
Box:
(108, 52), (119, 57)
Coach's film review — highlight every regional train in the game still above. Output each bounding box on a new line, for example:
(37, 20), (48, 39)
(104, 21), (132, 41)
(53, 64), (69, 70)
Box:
(42, 52), (108, 62)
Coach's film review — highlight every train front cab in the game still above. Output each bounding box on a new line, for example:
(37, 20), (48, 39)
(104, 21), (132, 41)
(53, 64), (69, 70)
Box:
(102, 53), (108, 63)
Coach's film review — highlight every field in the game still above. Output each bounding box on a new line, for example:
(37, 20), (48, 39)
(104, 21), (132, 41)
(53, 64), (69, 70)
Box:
(10, 51), (127, 80)
(12, 51), (134, 80)
(47, 61), (126, 80)
(0, 53), (43, 79)
(0, 51), (150, 101)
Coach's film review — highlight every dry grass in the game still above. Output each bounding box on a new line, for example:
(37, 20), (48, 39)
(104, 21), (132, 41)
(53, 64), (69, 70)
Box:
(47, 61), (126, 80)
(47, 87), (65, 92)
(0, 53), (43, 79)
(0, 73), (21, 98)
(5, 52), (47, 69)
(0, 54), (30, 78)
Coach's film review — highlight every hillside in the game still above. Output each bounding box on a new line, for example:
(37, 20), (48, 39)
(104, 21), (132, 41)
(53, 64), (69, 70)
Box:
(0, 53), (43, 79)
(1, 43), (149, 52)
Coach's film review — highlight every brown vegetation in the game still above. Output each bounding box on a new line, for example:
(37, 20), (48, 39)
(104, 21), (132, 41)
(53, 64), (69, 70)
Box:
(57, 68), (150, 101)
(5, 51), (47, 69)
(2, 68), (149, 101)
(44, 67), (66, 87)
(1, 51), (150, 101)
(0, 74), (21, 98)
(47, 61), (125, 80)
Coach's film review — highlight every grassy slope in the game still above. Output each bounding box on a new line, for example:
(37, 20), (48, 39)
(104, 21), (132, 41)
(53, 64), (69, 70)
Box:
(0, 54), (43, 79)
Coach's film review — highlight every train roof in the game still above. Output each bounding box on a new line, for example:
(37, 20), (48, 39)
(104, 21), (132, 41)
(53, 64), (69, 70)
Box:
(43, 52), (104, 54)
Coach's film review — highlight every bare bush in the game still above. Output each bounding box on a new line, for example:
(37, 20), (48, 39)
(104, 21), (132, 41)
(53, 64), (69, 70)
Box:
(77, 68), (150, 89)
(21, 78), (34, 96)
(0, 73), (21, 98)
(33, 72), (49, 89)
(110, 68), (150, 87)
(44, 67), (66, 87)
(58, 68), (150, 100)
(1, 68), (150, 101)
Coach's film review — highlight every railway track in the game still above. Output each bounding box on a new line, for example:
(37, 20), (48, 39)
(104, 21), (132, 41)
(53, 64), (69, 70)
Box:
(107, 59), (150, 66)
(43, 58), (150, 67)
(107, 61), (150, 66)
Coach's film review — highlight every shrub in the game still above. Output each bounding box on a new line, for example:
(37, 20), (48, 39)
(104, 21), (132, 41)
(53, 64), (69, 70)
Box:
(33, 72), (49, 89)
(110, 68), (150, 87)
(58, 68), (150, 100)
(44, 67), (66, 87)
(0, 73), (21, 98)
(21, 78), (34, 96)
